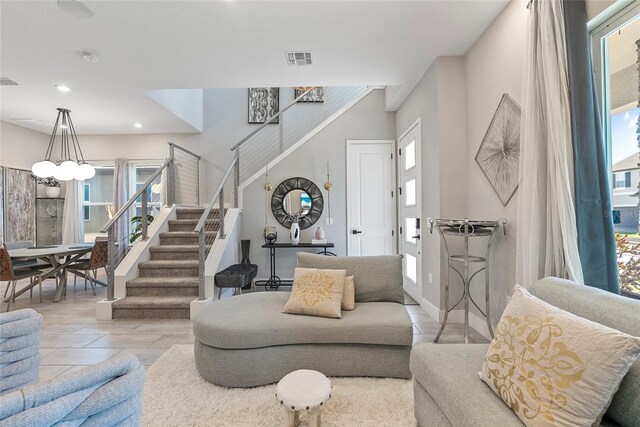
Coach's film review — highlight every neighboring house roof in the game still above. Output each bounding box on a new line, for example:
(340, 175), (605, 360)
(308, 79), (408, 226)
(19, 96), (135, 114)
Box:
(613, 152), (640, 172)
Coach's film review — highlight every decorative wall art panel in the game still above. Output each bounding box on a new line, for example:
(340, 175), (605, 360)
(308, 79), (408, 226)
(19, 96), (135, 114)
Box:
(5, 168), (36, 243)
(475, 94), (521, 206)
(294, 87), (324, 103)
(248, 88), (280, 124)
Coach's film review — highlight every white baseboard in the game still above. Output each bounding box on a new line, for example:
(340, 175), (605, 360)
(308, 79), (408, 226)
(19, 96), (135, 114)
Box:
(96, 299), (115, 320)
(419, 297), (492, 340)
(418, 297), (440, 321)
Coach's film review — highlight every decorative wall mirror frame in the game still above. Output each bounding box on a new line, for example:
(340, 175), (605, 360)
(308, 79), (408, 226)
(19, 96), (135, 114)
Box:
(271, 177), (324, 230)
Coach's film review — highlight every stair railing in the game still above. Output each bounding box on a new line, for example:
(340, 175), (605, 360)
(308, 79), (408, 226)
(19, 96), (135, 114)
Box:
(194, 86), (370, 300)
(101, 142), (200, 301)
(193, 87), (319, 300)
(193, 155), (239, 300)
(232, 86), (369, 182)
(168, 142), (201, 205)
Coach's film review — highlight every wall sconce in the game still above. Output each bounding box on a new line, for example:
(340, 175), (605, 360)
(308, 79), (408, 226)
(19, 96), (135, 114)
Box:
(324, 161), (333, 225)
(264, 162), (277, 242)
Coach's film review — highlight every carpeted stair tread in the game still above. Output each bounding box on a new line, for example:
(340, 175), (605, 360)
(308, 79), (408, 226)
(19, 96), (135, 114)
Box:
(126, 277), (200, 287)
(112, 296), (195, 309)
(150, 245), (200, 252)
(159, 231), (217, 237)
(138, 260), (199, 269)
(159, 231), (199, 238)
(116, 206), (228, 319)
(168, 219), (220, 226)
(175, 208), (206, 214)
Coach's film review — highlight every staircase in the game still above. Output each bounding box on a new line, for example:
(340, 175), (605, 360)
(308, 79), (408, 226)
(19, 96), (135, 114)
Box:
(111, 207), (220, 319)
(100, 87), (375, 320)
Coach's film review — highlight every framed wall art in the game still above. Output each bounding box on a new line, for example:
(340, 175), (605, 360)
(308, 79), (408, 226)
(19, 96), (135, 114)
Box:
(248, 87), (280, 124)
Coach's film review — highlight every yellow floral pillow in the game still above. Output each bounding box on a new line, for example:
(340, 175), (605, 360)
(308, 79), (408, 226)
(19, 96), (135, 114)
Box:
(282, 268), (346, 318)
(342, 276), (355, 311)
(480, 285), (640, 427)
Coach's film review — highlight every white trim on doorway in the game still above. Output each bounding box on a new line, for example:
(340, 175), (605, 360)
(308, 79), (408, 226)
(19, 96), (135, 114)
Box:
(346, 139), (397, 256)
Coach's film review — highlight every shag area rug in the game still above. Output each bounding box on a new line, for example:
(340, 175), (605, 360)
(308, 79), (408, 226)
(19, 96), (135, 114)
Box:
(143, 345), (416, 426)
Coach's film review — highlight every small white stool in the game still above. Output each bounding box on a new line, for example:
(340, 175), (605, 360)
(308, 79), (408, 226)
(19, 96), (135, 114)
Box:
(276, 369), (332, 427)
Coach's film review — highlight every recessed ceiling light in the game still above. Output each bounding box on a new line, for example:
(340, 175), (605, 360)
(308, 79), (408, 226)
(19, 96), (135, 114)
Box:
(134, 123), (144, 128)
(56, 85), (71, 92)
(57, 0), (93, 19)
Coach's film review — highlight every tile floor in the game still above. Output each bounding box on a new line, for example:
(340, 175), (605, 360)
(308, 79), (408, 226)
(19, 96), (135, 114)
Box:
(2, 275), (488, 382)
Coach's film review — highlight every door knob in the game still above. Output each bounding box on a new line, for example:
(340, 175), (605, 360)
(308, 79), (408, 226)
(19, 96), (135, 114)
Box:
(412, 234), (421, 240)
(352, 230), (363, 235)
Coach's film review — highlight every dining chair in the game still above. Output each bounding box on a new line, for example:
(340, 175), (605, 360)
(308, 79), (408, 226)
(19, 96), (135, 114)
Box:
(0, 248), (44, 312)
(3, 241), (53, 300)
(65, 239), (108, 296)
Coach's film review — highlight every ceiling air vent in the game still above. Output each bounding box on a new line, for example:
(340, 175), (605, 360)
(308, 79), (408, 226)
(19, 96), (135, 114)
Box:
(0, 77), (19, 86)
(286, 51), (312, 67)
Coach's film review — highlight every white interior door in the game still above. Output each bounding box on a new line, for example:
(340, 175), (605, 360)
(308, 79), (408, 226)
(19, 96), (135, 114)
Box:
(398, 121), (422, 301)
(347, 140), (395, 256)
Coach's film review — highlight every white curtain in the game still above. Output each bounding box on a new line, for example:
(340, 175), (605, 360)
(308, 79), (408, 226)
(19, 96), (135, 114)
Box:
(61, 180), (84, 244)
(113, 159), (130, 246)
(516, 0), (584, 287)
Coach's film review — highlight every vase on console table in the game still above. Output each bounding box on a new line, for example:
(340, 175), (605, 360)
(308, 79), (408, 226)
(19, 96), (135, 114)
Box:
(290, 222), (300, 245)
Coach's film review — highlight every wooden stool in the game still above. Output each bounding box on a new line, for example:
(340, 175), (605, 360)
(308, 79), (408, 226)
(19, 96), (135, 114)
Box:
(276, 369), (331, 427)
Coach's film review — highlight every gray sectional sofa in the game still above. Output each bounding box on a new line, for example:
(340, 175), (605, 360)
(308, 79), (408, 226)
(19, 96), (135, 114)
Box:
(410, 277), (640, 427)
(193, 253), (413, 387)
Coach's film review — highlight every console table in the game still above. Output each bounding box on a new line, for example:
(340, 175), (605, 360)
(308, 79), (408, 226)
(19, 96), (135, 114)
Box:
(255, 243), (336, 291)
(428, 218), (507, 344)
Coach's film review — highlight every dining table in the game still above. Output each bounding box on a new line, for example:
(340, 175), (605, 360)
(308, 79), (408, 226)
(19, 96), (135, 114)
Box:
(7, 242), (106, 303)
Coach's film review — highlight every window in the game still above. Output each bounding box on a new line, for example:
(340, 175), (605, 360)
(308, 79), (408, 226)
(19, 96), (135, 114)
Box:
(83, 184), (91, 221)
(81, 165), (114, 242)
(593, 3), (640, 297)
(79, 162), (163, 243)
(405, 217), (418, 245)
(132, 164), (163, 218)
(613, 172), (631, 189)
(405, 253), (417, 283)
(404, 179), (416, 206)
(404, 140), (416, 170)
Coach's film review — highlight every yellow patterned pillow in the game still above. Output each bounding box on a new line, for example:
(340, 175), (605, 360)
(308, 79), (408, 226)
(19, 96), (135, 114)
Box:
(342, 276), (355, 311)
(480, 285), (640, 427)
(282, 268), (346, 318)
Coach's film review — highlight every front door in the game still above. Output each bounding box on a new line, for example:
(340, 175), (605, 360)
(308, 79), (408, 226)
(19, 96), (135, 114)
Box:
(346, 140), (395, 256)
(398, 121), (422, 302)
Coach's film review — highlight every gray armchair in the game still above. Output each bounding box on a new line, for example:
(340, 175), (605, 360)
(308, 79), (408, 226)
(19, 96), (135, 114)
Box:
(0, 354), (144, 426)
(0, 308), (41, 394)
(0, 309), (145, 426)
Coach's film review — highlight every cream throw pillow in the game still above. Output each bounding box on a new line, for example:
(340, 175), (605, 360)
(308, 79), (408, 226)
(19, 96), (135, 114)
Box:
(342, 276), (355, 311)
(480, 285), (640, 427)
(282, 268), (346, 318)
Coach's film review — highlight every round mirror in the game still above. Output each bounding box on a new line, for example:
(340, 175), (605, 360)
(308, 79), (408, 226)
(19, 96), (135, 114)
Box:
(272, 178), (323, 230)
(283, 190), (312, 217)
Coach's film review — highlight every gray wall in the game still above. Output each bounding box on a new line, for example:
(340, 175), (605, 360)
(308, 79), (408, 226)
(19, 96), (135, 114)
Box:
(241, 89), (396, 281)
(464, 1), (527, 325)
(395, 57), (469, 312)
(0, 121), (50, 170)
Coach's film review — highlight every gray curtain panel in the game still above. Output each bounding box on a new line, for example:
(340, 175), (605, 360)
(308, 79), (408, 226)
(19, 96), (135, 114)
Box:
(113, 159), (130, 245)
(563, 0), (620, 293)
